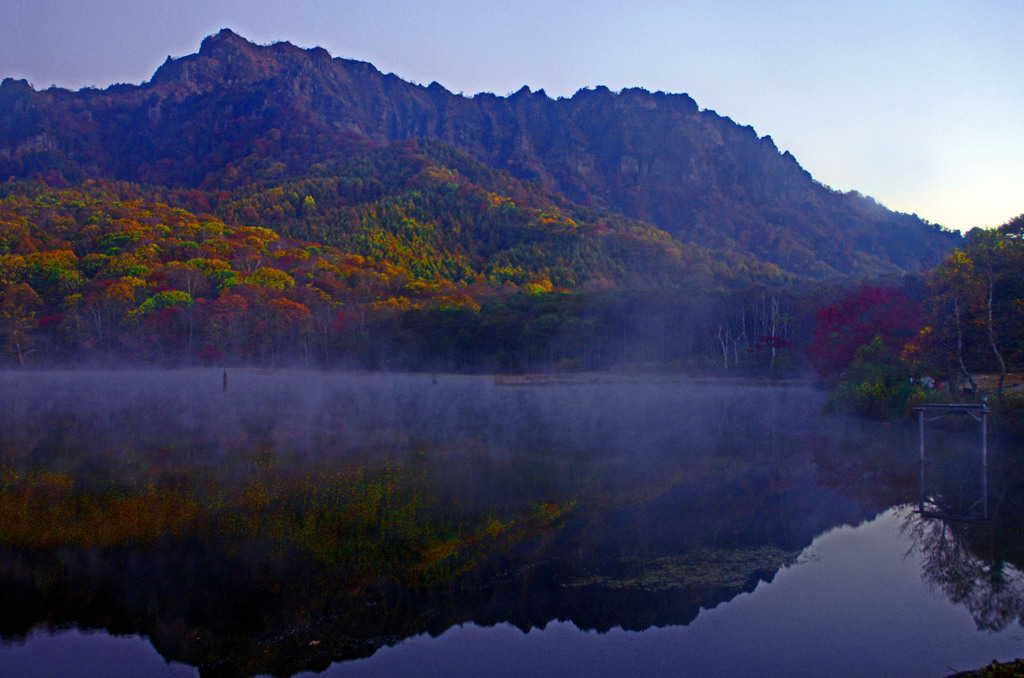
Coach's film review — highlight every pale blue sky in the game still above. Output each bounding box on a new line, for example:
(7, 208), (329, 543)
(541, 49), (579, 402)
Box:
(4, 0), (1022, 232)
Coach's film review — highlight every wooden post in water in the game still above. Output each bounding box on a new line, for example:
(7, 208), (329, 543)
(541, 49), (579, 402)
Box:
(918, 407), (925, 514)
(981, 404), (988, 519)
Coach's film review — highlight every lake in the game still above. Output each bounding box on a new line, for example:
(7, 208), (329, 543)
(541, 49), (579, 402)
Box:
(1, 370), (1021, 678)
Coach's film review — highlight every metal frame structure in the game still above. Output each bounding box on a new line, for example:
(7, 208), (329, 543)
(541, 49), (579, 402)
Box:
(915, 403), (991, 521)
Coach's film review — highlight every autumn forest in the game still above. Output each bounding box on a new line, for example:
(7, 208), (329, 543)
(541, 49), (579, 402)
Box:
(1, 30), (1023, 428)
(4, 27), (1024, 678)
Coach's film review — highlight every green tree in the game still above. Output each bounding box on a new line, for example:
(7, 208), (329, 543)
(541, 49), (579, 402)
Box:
(825, 336), (917, 418)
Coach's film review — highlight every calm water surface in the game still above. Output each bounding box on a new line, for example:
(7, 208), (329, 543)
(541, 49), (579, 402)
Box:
(0, 370), (1021, 677)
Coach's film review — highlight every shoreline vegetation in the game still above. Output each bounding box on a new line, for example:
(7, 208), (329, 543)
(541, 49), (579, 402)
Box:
(947, 660), (1024, 678)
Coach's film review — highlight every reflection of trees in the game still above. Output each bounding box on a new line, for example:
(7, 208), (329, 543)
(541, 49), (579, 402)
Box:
(0, 375), (911, 675)
(904, 512), (1024, 632)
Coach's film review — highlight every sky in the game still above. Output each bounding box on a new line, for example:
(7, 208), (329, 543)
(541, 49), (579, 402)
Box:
(3, 0), (1022, 233)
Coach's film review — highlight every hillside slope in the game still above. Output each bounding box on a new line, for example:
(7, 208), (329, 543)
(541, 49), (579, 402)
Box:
(0, 29), (959, 278)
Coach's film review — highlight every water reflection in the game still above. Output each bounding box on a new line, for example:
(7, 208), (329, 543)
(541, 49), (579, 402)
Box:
(906, 514), (1024, 633)
(1, 629), (197, 678)
(905, 403), (1024, 634)
(0, 370), (1021, 677)
(916, 404), (993, 522)
(322, 508), (1023, 678)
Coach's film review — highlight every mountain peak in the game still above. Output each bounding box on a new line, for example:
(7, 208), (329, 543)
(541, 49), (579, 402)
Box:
(198, 28), (252, 55)
(150, 29), (282, 89)
(1, 30), (961, 277)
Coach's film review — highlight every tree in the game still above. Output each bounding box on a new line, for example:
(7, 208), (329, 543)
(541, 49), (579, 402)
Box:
(966, 230), (1008, 398)
(162, 261), (210, 297)
(824, 336), (917, 418)
(83, 276), (146, 351)
(206, 293), (250, 359)
(1, 283), (43, 366)
(961, 226), (1024, 399)
(265, 298), (313, 362)
(131, 291), (196, 359)
(807, 284), (922, 379)
(925, 251), (978, 393)
(916, 221), (1024, 399)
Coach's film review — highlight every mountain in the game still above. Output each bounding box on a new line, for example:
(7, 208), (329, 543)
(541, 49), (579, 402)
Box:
(0, 29), (958, 279)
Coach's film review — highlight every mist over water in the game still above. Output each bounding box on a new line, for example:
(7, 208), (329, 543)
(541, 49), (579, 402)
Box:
(0, 369), (1020, 678)
(0, 368), (824, 483)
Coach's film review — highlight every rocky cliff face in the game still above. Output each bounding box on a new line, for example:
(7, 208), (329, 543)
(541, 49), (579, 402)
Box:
(0, 29), (959, 277)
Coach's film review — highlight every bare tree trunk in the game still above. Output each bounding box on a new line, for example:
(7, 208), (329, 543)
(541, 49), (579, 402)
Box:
(985, 273), (1006, 399)
(14, 330), (26, 367)
(732, 309), (747, 368)
(953, 295), (976, 394)
(89, 301), (105, 351)
(757, 294), (779, 371)
(717, 324), (729, 369)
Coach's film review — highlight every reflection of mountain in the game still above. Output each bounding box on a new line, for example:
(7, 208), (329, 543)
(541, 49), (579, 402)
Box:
(0, 372), (910, 677)
(0, 466), (870, 678)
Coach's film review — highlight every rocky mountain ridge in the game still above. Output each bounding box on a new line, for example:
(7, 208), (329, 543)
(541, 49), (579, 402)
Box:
(0, 28), (960, 277)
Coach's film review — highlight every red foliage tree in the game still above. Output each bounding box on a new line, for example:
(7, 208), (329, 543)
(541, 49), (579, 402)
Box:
(807, 285), (923, 378)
